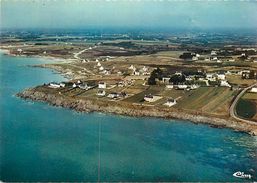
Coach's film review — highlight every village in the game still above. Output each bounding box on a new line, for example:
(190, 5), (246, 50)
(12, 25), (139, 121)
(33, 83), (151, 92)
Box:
(1, 31), (257, 122)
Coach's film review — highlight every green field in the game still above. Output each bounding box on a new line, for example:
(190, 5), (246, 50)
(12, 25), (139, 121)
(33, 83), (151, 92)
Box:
(236, 99), (256, 119)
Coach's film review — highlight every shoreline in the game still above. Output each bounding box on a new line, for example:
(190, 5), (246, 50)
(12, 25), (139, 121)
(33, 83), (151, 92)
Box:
(17, 88), (257, 136)
(2, 48), (257, 136)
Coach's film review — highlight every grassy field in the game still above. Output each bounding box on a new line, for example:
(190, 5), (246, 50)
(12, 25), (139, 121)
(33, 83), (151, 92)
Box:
(226, 75), (256, 86)
(236, 99), (256, 120)
(175, 87), (236, 116)
(241, 92), (257, 121)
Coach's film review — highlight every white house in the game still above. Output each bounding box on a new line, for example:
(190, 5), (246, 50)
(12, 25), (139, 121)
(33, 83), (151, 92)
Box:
(49, 82), (61, 88)
(250, 87), (257, 93)
(211, 50), (217, 56)
(190, 84), (200, 90)
(162, 77), (170, 83)
(177, 84), (188, 89)
(166, 84), (174, 89)
(134, 71), (140, 76)
(220, 80), (231, 88)
(217, 74), (226, 80)
(97, 62), (101, 67)
(79, 83), (89, 90)
(98, 82), (106, 89)
(192, 56), (198, 61)
(164, 99), (177, 107)
(108, 92), (119, 99)
(99, 66), (104, 71)
(60, 82), (66, 88)
(144, 94), (161, 102)
(97, 90), (106, 96)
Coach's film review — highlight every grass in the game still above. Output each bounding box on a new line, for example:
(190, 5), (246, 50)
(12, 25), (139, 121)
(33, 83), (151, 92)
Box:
(123, 85), (164, 103)
(175, 87), (235, 116)
(236, 99), (256, 119)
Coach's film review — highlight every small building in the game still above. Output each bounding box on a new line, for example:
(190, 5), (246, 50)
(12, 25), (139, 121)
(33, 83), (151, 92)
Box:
(220, 80), (231, 88)
(166, 84), (174, 89)
(98, 82), (106, 89)
(97, 90), (106, 96)
(190, 84), (200, 90)
(177, 84), (188, 90)
(217, 73), (226, 80)
(79, 83), (89, 90)
(49, 82), (61, 88)
(133, 70), (140, 76)
(108, 92), (119, 99)
(60, 82), (66, 88)
(99, 66), (104, 71)
(250, 87), (257, 93)
(162, 77), (170, 83)
(211, 50), (217, 56)
(164, 98), (177, 107)
(144, 94), (162, 102)
(192, 56), (198, 61)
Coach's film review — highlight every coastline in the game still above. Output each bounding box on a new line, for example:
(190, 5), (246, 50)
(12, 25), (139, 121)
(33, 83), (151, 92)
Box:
(17, 88), (257, 136)
(2, 48), (257, 136)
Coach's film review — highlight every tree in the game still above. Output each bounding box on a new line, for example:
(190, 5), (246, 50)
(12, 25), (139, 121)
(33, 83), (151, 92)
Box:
(169, 74), (186, 85)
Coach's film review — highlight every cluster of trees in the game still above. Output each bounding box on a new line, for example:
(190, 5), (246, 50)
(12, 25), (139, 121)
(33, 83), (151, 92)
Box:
(179, 52), (195, 60)
(148, 68), (188, 85)
(148, 68), (163, 85)
(169, 74), (186, 85)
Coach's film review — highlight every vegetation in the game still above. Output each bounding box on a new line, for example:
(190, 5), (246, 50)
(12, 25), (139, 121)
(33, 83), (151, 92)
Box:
(236, 99), (256, 119)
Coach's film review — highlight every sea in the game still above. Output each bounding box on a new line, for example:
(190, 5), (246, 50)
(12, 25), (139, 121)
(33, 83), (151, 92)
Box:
(0, 51), (257, 182)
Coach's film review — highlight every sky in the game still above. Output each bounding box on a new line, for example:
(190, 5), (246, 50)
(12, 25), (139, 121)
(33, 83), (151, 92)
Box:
(1, 0), (257, 30)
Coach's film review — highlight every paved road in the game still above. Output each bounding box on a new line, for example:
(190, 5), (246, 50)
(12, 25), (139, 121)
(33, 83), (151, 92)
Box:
(229, 82), (257, 125)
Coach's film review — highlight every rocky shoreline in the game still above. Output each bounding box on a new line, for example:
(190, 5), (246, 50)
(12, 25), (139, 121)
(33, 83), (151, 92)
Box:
(17, 88), (257, 136)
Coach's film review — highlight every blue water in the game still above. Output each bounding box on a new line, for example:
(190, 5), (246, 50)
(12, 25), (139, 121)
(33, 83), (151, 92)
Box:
(0, 52), (257, 182)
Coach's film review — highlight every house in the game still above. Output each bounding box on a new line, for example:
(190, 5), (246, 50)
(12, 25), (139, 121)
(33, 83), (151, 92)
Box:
(133, 70), (140, 76)
(217, 73), (226, 80)
(99, 66), (104, 71)
(164, 98), (177, 107)
(185, 76), (194, 81)
(177, 84), (188, 90)
(49, 82), (61, 88)
(220, 80), (231, 87)
(212, 57), (218, 61)
(162, 77), (170, 83)
(211, 50), (217, 56)
(117, 81), (125, 87)
(190, 84), (200, 90)
(97, 90), (106, 96)
(79, 83), (89, 90)
(129, 65), (136, 70)
(144, 94), (155, 102)
(97, 62), (101, 67)
(250, 87), (257, 93)
(166, 84), (174, 89)
(108, 92), (119, 99)
(192, 56), (198, 61)
(60, 82), (66, 88)
(98, 82), (106, 89)
(72, 83), (77, 88)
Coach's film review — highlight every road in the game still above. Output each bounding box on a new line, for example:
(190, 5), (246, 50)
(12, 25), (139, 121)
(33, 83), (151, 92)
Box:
(229, 82), (257, 125)
(72, 47), (97, 76)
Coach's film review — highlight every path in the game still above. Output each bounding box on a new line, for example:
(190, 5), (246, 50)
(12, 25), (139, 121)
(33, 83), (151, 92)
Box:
(229, 82), (257, 125)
